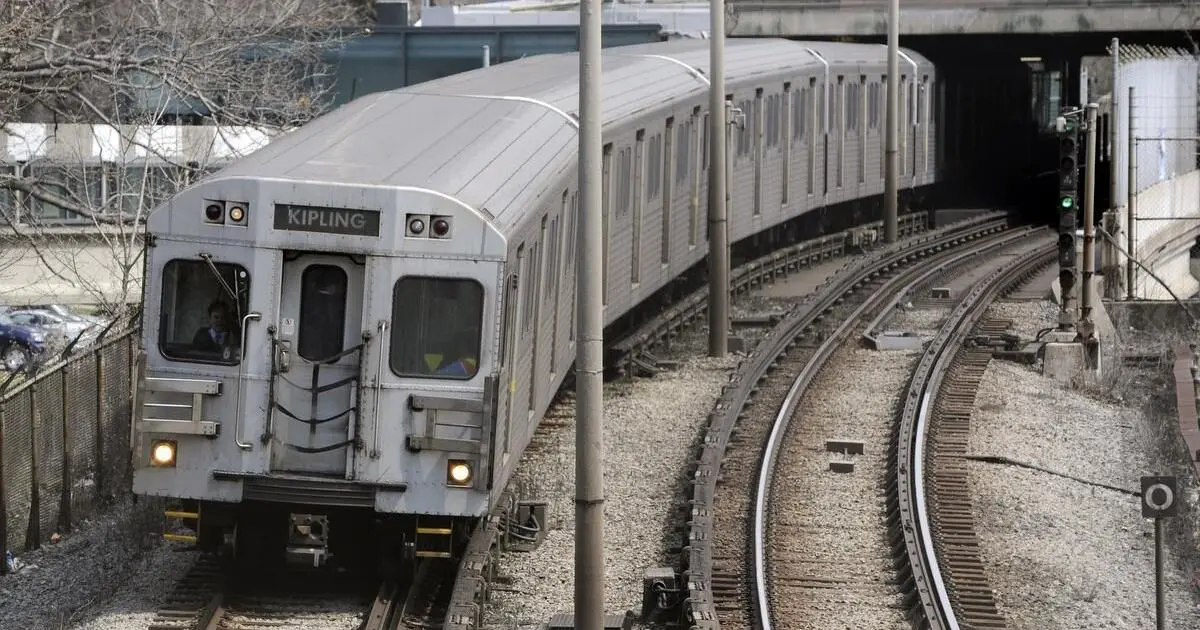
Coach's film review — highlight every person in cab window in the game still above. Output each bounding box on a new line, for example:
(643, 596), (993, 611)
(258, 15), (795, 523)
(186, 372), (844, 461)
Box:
(435, 334), (479, 378)
(192, 300), (236, 354)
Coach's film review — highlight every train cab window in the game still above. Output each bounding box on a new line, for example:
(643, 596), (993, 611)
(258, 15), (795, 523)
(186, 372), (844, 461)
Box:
(390, 277), (484, 380)
(158, 259), (250, 365)
(297, 265), (348, 362)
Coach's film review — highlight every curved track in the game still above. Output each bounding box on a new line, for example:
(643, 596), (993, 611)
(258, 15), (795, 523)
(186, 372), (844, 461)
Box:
(684, 212), (1019, 629)
(891, 232), (1055, 629)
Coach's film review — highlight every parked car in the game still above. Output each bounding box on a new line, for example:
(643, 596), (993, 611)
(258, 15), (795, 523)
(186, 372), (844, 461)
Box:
(0, 313), (47, 371)
(6, 309), (97, 348)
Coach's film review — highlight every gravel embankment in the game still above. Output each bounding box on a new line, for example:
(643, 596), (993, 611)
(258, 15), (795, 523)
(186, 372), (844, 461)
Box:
(482, 330), (740, 627)
(481, 257), (853, 627)
(768, 305), (948, 630)
(0, 497), (196, 630)
(970, 300), (1200, 629)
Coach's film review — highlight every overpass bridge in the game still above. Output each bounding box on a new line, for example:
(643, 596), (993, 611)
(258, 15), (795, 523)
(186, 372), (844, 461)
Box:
(726, 0), (1200, 38)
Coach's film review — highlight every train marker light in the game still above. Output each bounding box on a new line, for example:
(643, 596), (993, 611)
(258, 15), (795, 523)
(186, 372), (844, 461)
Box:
(447, 459), (473, 487)
(151, 440), (177, 467)
(204, 203), (224, 223)
(431, 217), (450, 238)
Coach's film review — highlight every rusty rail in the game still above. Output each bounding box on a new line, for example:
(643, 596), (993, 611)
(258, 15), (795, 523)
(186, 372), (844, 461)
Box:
(1172, 344), (1200, 480)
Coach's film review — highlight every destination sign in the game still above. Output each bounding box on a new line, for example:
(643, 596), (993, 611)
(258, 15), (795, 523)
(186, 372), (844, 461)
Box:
(273, 204), (381, 237)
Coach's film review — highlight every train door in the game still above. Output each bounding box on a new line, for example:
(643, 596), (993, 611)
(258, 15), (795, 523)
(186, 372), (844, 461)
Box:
(501, 245), (526, 457)
(270, 253), (365, 476)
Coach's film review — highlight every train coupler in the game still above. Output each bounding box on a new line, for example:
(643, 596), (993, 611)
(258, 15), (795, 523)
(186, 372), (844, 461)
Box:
(285, 513), (331, 568)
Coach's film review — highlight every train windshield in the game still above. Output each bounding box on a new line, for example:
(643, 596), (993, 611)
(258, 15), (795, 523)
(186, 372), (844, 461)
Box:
(390, 277), (483, 380)
(158, 259), (250, 365)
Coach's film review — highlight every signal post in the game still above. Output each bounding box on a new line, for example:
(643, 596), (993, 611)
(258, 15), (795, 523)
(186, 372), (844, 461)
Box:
(1044, 104), (1103, 379)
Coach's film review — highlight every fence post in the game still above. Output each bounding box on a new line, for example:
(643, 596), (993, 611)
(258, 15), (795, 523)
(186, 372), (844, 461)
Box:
(58, 362), (73, 533)
(0, 400), (9, 575)
(95, 345), (106, 501)
(26, 383), (41, 550)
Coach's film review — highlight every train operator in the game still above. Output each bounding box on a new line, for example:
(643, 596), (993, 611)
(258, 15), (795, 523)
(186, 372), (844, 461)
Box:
(192, 300), (237, 354)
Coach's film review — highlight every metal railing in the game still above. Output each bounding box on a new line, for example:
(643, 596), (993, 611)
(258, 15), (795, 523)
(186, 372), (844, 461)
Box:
(0, 320), (141, 573)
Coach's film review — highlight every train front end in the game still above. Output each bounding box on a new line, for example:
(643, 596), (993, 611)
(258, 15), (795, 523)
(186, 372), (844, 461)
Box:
(132, 177), (507, 572)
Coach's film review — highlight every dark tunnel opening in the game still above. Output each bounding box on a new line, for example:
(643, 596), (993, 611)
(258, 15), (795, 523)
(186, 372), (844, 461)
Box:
(781, 30), (1200, 227)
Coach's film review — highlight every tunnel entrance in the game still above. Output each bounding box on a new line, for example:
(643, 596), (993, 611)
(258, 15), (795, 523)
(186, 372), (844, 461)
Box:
(778, 31), (1199, 226)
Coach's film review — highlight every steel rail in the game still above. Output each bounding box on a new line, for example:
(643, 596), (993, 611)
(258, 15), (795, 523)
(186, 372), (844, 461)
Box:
(750, 226), (1036, 630)
(684, 211), (1013, 629)
(897, 233), (1055, 629)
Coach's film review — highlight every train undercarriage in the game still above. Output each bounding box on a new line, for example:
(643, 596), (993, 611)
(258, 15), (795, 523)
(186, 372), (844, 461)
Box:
(166, 499), (479, 579)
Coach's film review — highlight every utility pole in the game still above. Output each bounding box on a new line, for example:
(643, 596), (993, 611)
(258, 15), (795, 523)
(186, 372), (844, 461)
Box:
(1079, 103), (1098, 351)
(1127, 86), (1137, 300)
(574, 0), (605, 625)
(1105, 38), (1120, 297)
(707, 0), (728, 357)
(884, 0), (899, 243)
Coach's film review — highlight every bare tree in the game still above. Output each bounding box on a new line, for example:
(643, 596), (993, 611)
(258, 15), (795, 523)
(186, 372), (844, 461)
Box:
(0, 0), (366, 313)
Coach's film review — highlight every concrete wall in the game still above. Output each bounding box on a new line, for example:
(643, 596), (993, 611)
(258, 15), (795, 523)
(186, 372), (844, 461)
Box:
(1128, 170), (1200, 300)
(1111, 52), (1198, 207)
(0, 230), (144, 307)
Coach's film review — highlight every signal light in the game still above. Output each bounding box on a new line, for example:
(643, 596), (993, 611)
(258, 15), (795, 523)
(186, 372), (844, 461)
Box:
(1060, 196), (1075, 209)
(1059, 269), (1076, 292)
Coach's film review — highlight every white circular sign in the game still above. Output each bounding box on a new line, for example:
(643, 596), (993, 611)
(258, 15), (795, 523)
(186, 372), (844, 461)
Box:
(1145, 483), (1175, 511)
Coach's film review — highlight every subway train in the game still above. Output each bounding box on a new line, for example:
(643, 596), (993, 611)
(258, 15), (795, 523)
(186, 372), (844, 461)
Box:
(131, 37), (940, 572)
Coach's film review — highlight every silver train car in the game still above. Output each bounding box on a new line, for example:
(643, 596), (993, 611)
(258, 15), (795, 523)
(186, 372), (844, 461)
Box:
(131, 37), (939, 571)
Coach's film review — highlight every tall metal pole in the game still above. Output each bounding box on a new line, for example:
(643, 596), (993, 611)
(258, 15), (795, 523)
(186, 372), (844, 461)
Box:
(1109, 38), (1120, 202)
(1080, 103), (1098, 334)
(1155, 516), (1165, 630)
(1104, 38), (1120, 297)
(884, 0), (899, 243)
(1127, 86), (1137, 300)
(707, 0), (728, 357)
(575, 0), (605, 625)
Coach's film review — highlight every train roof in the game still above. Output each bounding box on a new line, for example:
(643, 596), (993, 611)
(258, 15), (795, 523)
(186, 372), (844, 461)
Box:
(209, 38), (932, 234)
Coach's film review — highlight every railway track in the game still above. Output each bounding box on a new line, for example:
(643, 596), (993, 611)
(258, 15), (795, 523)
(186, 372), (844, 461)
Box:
(683, 216), (1045, 630)
(890, 232), (1055, 629)
(143, 551), (460, 629)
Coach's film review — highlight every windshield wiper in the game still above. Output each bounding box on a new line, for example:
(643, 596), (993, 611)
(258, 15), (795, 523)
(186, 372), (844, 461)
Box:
(198, 253), (241, 315)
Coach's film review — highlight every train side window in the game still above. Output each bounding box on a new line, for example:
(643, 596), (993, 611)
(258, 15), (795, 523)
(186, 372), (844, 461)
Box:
(389, 277), (484, 380)
(158, 259), (250, 365)
(297, 264), (348, 362)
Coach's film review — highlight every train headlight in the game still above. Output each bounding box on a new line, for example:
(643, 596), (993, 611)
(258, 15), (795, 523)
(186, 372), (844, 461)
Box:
(151, 440), (177, 467)
(228, 205), (245, 222)
(408, 217), (426, 235)
(447, 459), (473, 487)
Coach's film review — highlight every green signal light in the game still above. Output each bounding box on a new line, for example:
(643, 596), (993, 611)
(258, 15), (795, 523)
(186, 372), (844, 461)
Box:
(1060, 196), (1075, 209)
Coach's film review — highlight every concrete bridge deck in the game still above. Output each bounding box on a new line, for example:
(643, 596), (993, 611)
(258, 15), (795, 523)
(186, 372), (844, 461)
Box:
(726, 0), (1200, 37)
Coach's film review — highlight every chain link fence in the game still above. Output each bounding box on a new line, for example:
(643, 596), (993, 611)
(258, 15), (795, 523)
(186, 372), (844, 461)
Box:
(1, 321), (140, 572)
(1125, 90), (1200, 300)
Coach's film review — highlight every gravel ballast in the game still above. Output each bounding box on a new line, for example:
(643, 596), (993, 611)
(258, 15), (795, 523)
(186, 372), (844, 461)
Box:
(482, 329), (740, 627)
(970, 300), (1200, 629)
(0, 497), (194, 630)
